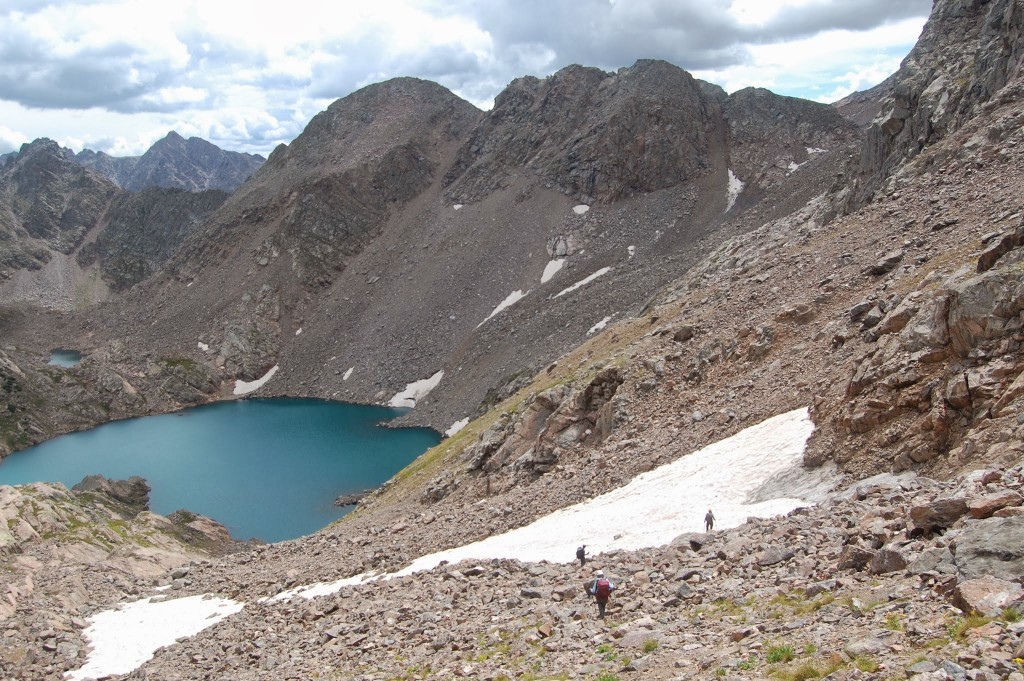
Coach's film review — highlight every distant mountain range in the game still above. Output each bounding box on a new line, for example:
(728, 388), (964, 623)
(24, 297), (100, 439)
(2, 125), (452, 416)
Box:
(1, 130), (264, 193)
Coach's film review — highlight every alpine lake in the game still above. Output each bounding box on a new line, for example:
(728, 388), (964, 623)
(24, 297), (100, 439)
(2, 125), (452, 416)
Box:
(0, 398), (441, 542)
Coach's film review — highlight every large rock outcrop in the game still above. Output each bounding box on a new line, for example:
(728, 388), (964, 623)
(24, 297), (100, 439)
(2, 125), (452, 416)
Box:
(847, 0), (1024, 209)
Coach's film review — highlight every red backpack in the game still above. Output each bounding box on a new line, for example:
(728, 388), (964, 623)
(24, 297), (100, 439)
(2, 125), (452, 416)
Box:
(594, 578), (611, 599)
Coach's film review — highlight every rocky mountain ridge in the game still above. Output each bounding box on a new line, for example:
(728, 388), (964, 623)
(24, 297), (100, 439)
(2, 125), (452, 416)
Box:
(67, 131), (264, 193)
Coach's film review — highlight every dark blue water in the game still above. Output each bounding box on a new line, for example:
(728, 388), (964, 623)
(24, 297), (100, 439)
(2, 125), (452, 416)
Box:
(0, 399), (440, 542)
(48, 350), (82, 367)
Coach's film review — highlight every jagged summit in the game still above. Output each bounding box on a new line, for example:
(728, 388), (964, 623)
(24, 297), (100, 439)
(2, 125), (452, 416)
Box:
(66, 131), (264, 193)
(0, 138), (118, 279)
(445, 59), (728, 203)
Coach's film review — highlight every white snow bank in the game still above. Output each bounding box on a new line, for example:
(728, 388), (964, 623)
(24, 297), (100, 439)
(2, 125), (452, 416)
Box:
(197, 342), (209, 352)
(572, 204), (590, 215)
(65, 595), (243, 681)
(453, 204), (463, 211)
(295, 328), (302, 336)
(588, 316), (613, 335)
(554, 267), (611, 298)
(446, 418), (470, 437)
(343, 367), (354, 381)
(806, 147), (828, 154)
(541, 259), (565, 284)
(232, 365), (279, 396)
(787, 161), (805, 174)
(395, 408), (822, 573)
(276, 407), (832, 600)
(478, 290), (529, 327)
(726, 169), (744, 212)
(388, 370), (444, 408)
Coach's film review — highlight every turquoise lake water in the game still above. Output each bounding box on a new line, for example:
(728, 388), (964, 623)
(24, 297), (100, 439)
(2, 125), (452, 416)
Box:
(48, 350), (82, 367)
(0, 399), (441, 542)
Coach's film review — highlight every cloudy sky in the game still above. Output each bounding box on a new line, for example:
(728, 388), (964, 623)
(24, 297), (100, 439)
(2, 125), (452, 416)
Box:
(0, 0), (931, 158)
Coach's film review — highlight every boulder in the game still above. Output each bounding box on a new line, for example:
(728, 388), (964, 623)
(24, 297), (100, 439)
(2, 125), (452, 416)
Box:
(953, 516), (1024, 580)
(910, 498), (969, 534)
(869, 548), (909, 575)
(72, 475), (151, 510)
(968, 491), (1023, 519)
(951, 576), (1024, 616)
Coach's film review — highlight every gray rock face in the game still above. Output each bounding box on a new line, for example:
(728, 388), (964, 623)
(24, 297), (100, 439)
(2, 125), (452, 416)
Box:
(0, 139), (120, 277)
(71, 474), (151, 510)
(71, 131), (265, 193)
(953, 516), (1024, 580)
(76, 187), (227, 291)
(445, 60), (857, 205)
(846, 0), (1024, 209)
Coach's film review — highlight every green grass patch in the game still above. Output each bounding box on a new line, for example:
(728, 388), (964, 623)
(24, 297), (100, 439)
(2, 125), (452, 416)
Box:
(766, 645), (795, 663)
(948, 613), (993, 641)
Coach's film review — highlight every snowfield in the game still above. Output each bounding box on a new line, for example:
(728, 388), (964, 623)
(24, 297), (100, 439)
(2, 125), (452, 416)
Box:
(67, 407), (837, 680)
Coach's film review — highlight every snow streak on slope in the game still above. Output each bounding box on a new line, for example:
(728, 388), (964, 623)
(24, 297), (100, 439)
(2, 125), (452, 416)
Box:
(232, 365), (278, 395)
(278, 407), (829, 598)
(726, 169), (744, 211)
(388, 370), (444, 408)
(65, 596), (242, 681)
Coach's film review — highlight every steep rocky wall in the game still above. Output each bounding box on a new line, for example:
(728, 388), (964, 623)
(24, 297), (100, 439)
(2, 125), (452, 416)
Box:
(0, 139), (119, 277)
(444, 60), (729, 203)
(76, 187), (228, 291)
(847, 0), (1024, 209)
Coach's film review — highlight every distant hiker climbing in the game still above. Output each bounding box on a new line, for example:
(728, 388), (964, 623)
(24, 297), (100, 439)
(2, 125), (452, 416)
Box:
(705, 508), (715, 532)
(586, 569), (616, 618)
(576, 545), (587, 567)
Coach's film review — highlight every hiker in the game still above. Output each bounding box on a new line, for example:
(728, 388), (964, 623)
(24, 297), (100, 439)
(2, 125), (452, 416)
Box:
(705, 508), (715, 532)
(576, 544), (587, 567)
(586, 569), (616, 618)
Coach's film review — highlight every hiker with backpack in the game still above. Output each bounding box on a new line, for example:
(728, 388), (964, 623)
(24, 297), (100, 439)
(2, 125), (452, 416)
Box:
(705, 508), (715, 532)
(586, 569), (616, 618)
(576, 544), (587, 567)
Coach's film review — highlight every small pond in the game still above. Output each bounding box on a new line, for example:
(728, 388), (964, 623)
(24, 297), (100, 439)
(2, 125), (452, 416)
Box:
(0, 398), (441, 542)
(48, 349), (83, 367)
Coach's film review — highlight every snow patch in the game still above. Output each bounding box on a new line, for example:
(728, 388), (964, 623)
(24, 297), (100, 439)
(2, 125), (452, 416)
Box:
(787, 161), (805, 174)
(554, 267), (611, 298)
(453, 204), (463, 211)
(388, 370), (444, 408)
(478, 290), (529, 327)
(726, 169), (744, 212)
(445, 418), (470, 437)
(274, 407), (829, 600)
(342, 367), (354, 381)
(197, 342), (209, 352)
(572, 204), (590, 215)
(587, 316), (613, 335)
(806, 147), (828, 154)
(541, 259), (565, 284)
(394, 408), (820, 573)
(232, 365), (279, 396)
(295, 328), (302, 336)
(65, 595), (243, 681)
(627, 245), (635, 259)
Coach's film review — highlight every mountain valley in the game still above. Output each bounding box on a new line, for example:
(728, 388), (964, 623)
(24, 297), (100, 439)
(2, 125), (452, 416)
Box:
(3, 0), (1024, 679)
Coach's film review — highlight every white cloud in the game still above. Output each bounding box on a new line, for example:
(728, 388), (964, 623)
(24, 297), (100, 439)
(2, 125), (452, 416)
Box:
(0, 1), (931, 156)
